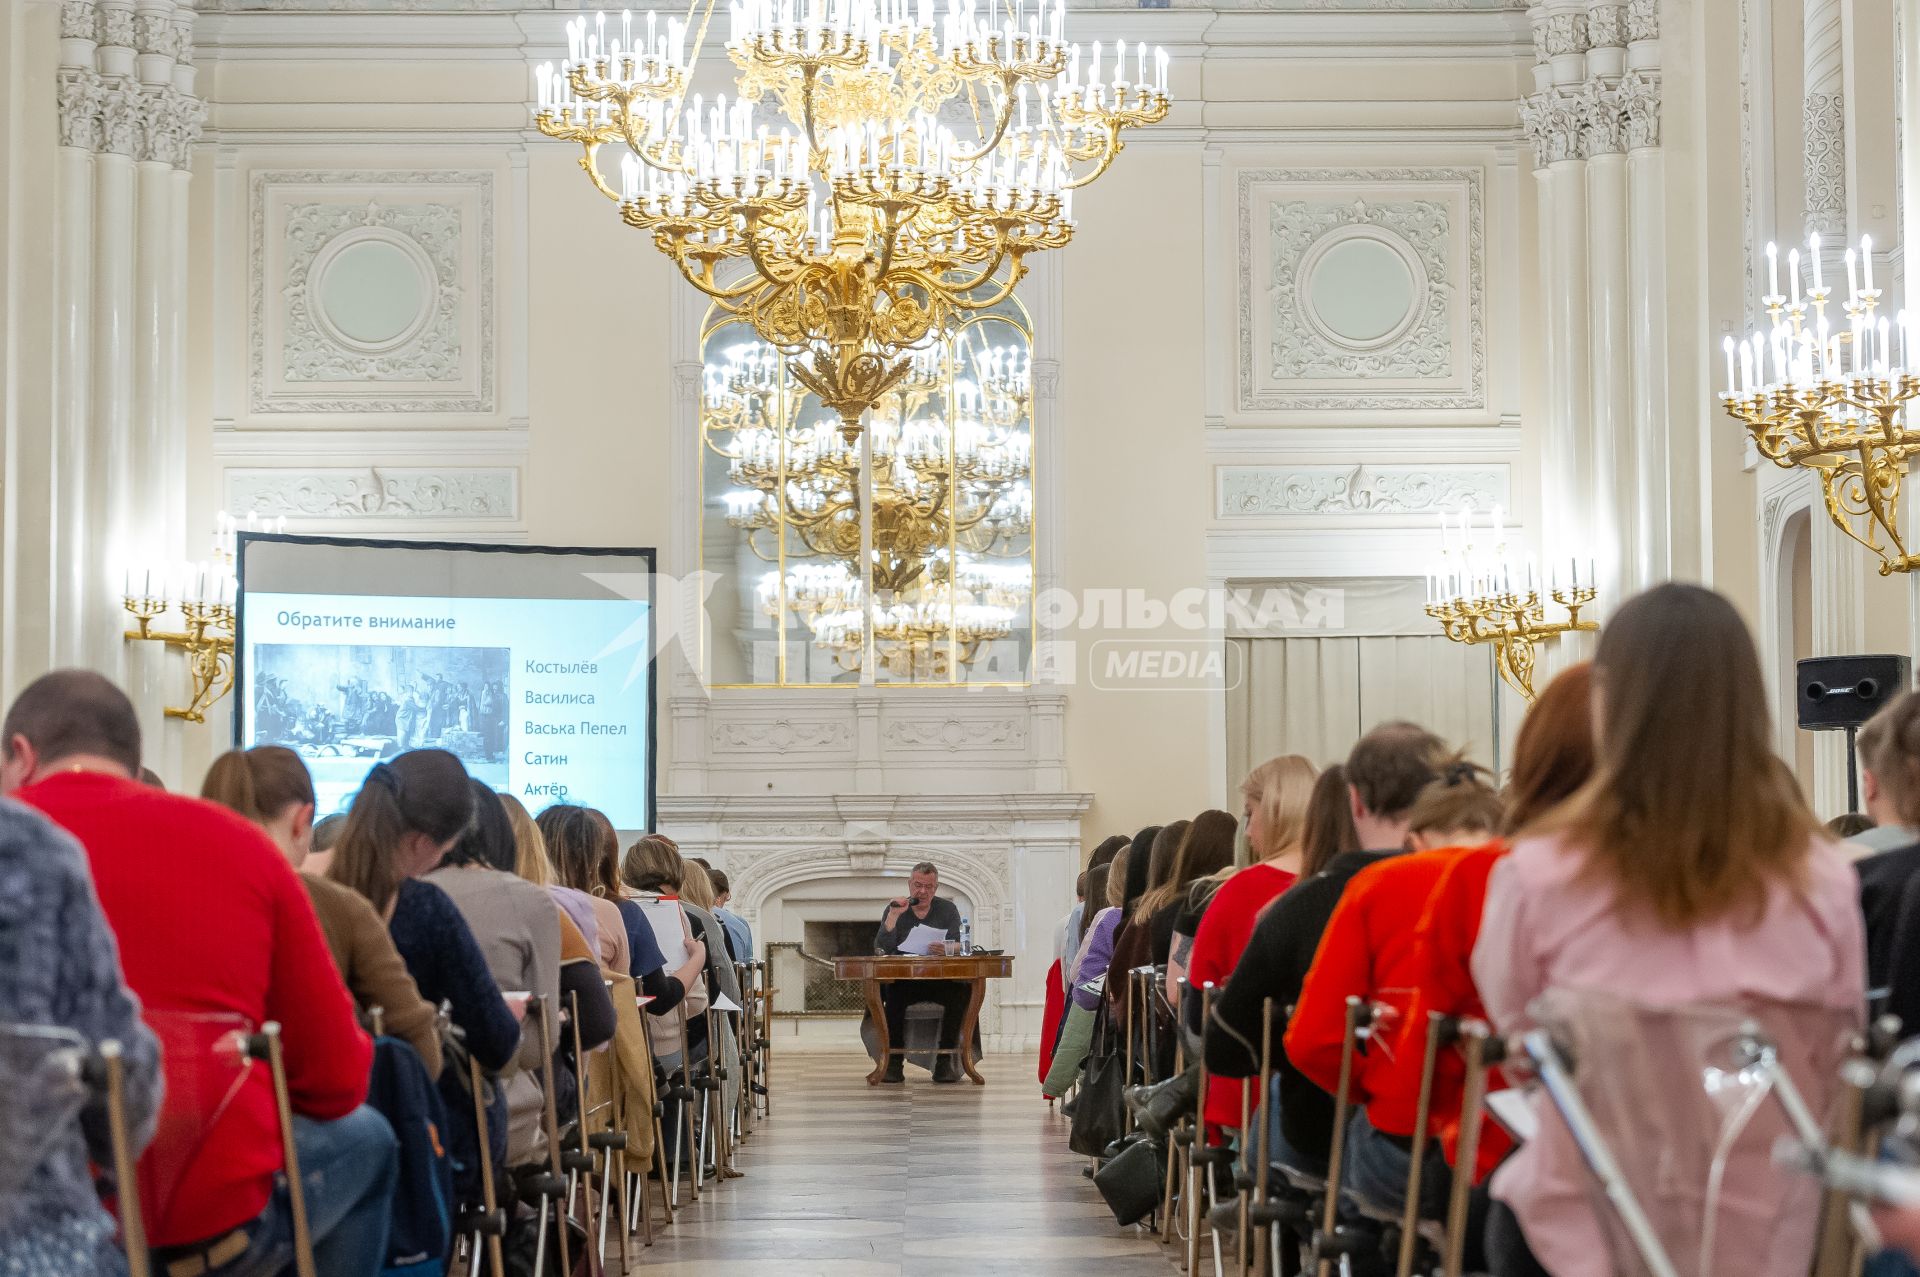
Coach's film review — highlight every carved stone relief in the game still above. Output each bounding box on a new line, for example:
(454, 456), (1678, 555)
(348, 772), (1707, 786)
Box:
(881, 717), (1031, 751)
(1217, 463), (1508, 518)
(225, 467), (518, 520)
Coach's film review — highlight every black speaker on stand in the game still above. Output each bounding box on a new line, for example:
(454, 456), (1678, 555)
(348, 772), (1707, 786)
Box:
(1796, 655), (1913, 812)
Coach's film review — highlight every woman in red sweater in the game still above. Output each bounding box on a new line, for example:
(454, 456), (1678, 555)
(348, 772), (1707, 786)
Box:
(1183, 754), (1317, 1128)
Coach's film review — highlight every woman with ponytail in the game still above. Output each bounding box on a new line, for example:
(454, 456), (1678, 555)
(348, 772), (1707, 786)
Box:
(203, 747), (443, 1075)
(327, 749), (520, 1075)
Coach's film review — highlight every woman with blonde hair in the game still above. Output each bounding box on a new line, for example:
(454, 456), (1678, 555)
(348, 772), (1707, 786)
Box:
(498, 791), (601, 954)
(1161, 757), (1316, 1128)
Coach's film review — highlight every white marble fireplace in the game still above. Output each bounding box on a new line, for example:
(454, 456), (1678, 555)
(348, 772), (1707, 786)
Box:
(658, 683), (1089, 1051)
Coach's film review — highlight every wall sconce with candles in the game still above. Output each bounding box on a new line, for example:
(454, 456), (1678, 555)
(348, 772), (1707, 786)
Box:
(1721, 232), (1920, 574)
(1424, 504), (1598, 703)
(120, 512), (283, 723)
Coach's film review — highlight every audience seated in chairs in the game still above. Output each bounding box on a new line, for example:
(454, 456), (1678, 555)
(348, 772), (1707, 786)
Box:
(3, 670), (397, 1277)
(427, 780), (614, 1164)
(326, 750), (522, 1084)
(1206, 721), (1448, 1178)
(537, 804), (633, 979)
(202, 745), (443, 1077)
(0, 795), (160, 1276)
(501, 791), (605, 959)
(1283, 758), (1504, 1228)
(1043, 848), (1128, 1100)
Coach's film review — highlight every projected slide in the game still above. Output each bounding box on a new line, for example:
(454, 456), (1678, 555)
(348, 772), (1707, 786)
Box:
(242, 590), (652, 826)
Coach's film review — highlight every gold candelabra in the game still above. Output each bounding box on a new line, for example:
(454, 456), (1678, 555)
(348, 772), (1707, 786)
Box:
(1425, 505), (1596, 702)
(1425, 585), (1597, 703)
(122, 592), (236, 724)
(118, 513), (279, 723)
(533, 0), (1168, 436)
(1722, 233), (1920, 575)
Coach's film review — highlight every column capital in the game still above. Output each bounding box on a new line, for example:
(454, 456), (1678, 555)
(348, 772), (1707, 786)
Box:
(1520, 86), (1591, 166)
(1620, 67), (1662, 151)
(1625, 0), (1658, 44)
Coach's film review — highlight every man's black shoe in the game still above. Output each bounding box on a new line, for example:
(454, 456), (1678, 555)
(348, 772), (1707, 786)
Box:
(932, 1055), (963, 1083)
(881, 1058), (905, 1084)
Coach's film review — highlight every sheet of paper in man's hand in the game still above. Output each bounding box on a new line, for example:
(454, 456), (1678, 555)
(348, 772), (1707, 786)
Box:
(899, 924), (951, 956)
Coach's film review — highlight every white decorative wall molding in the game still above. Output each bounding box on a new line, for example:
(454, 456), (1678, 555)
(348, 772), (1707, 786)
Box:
(1235, 166), (1485, 414)
(1216, 462), (1508, 518)
(248, 169), (495, 416)
(224, 466), (519, 521)
(881, 716), (1031, 752)
(711, 717), (857, 755)
(1803, 91), (1849, 235)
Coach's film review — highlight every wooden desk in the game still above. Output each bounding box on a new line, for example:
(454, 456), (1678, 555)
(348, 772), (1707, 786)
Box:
(832, 954), (1015, 1086)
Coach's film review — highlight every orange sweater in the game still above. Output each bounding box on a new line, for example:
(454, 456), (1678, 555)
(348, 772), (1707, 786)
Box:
(1286, 847), (1475, 1136)
(1409, 842), (1512, 1181)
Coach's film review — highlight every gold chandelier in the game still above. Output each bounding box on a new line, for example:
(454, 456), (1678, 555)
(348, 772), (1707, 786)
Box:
(707, 323), (1033, 677)
(1723, 232), (1920, 574)
(533, 0), (1168, 435)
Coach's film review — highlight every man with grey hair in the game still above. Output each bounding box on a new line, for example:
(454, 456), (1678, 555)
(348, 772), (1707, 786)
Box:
(874, 861), (968, 1083)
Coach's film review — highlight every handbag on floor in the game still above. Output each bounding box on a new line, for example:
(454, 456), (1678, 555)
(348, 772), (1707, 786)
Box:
(1094, 1132), (1166, 1225)
(1068, 1008), (1125, 1157)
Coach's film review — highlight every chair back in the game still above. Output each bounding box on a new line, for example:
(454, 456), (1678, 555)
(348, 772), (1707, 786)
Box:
(134, 1010), (255, 1237)
(1525, 988), (1855, 1277)
(0, 1023), (92, 1230)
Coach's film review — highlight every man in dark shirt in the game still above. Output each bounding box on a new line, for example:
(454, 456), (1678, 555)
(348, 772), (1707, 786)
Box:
(1206, 721), (1446, 1173)
(873, 861), (968, 1083)
(1854, 693), (1920, 1000)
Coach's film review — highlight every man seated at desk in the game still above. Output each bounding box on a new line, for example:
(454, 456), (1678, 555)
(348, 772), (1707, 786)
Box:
(874, 860), (969, 1084)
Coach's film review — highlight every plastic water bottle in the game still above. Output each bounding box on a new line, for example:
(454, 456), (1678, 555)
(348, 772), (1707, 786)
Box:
(958, 916), (972, 955)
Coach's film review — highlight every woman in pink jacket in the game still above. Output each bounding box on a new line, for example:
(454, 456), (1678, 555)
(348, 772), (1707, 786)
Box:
(1472, 583), (1864, 1277)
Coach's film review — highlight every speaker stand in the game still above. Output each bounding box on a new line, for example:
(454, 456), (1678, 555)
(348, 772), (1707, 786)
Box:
(1848, 724), (1860, 814)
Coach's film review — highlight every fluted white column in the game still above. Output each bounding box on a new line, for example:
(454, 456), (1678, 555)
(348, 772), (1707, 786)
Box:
(1623, 0), (1667, 589)
(41, 0), (201, 749)
(1522, 1), (1596, 589)
(53, 4), (98, 667)
(1584, 2), (1629, 606)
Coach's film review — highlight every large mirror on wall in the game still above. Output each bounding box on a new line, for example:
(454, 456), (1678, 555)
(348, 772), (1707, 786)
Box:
(699, 299), (1035, 687)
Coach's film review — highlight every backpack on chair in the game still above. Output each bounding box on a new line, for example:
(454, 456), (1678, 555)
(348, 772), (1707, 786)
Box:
(366, 1035), (456, 1276)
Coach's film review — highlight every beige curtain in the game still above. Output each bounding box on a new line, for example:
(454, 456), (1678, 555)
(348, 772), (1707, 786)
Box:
(1224, 577), (1498, 788)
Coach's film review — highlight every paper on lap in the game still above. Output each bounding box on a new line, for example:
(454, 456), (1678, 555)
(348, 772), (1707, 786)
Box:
(633, 895), (692, 968)
(1485, 1089), (1537, 1143)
